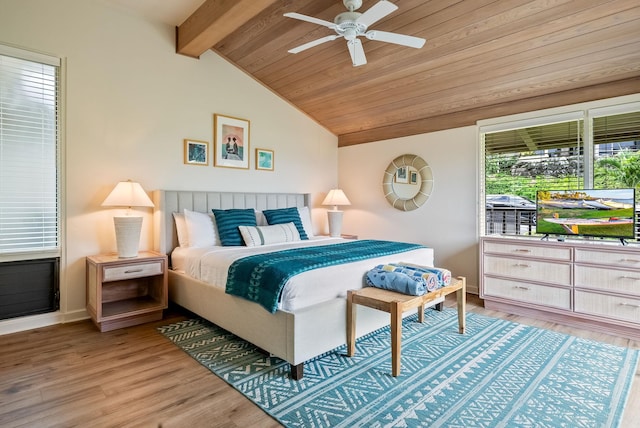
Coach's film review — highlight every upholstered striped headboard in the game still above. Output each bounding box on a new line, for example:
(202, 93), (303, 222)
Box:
(152, 190), (310, 256)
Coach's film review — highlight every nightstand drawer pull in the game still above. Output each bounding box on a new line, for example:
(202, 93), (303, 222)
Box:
(619, 258), (640, 263)
(103, 262), (163, 282)
(513, 285), (530, 291)
(513, 249), (531, 253)
(513, 263), (530, 268)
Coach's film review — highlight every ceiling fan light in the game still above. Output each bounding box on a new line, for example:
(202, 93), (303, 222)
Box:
(344, 28), (357, 41)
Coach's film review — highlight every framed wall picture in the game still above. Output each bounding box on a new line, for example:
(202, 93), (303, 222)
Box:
(410, 171), (418, 184)
(214, 114), (250, 169)
(395, 166), (409, 183)
(183, 139), (208, 166)
(255, 148), (274, 171)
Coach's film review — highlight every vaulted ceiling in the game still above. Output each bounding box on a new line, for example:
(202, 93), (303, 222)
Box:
(175, 0), (640, 147)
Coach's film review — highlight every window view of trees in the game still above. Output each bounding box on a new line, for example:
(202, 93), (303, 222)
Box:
(483, 110), (640, 237)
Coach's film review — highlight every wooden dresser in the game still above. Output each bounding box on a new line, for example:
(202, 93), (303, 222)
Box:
(480, 236), (640, 340)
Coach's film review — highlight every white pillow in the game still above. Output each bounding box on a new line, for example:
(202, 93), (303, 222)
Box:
(239, 222), (301, 247)
(183, 208), (220, 247)
(172, 212), (189, 247)
(255, 210), (267, 226)
(297, 206), (314, 238)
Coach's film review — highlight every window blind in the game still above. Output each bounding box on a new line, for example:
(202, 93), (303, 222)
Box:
(0, 50), (59, 253)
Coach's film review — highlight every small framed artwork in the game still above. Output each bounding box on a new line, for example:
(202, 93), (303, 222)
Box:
(256, 148), (274, 171)
(184, 139), (208, 166)
(214, 114), (250, 169)
(410, 171), (418, 184)
(395, 166), (409, 183)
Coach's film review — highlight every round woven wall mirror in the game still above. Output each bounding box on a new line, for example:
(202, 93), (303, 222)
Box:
(382, 154), (433, 211)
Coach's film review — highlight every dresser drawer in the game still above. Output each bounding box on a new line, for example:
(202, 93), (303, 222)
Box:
(483, 277), (570, 310)
(103, 261), (163, 282)
(483, 241), (571, 261)
(575, 248), (640, 269)
(574, 265), (640, 297)
(483, 255), (571, 286)
(574, 291), (640, 325)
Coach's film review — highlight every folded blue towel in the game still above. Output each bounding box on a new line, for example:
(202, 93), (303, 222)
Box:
(395, 263), (451, 286)
(365, 268), (427, 296)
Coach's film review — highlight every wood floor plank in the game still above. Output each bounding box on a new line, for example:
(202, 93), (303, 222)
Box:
(0, 297), (638, 427)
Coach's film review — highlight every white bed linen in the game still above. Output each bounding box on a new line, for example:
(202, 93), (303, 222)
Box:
(170, 237), (435, 312)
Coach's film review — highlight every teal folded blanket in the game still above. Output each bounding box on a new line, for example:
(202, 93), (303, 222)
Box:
(226, 240), (425, 313)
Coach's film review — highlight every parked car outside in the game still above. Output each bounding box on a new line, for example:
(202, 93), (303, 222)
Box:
(486, 194), (535, 209)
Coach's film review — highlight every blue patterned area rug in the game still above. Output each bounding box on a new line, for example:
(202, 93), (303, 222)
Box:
(158, 309), (638, 427)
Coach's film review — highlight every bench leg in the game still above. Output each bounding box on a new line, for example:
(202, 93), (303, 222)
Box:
(347, 290), (356, 357)
(417, 303), (424, 323)
(456, 276), (466, 334)
(391, 301), (402, 377)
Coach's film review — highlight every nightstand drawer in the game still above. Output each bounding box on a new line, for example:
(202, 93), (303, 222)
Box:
(103, 261), (163, 282)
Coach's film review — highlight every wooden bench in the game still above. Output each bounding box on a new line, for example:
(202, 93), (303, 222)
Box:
(346, 276), (466, 377)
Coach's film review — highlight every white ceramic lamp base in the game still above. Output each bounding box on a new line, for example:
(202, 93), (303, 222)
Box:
(113, 216), (143, 258)
(327, 210), (344, 237)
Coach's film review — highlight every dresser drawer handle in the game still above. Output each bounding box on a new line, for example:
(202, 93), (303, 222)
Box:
(618, 302), (640, 309)
(124, 269), (144, 274)
(513, 263), (530, 268)
(619, 258), (640, 263)
(619, 276), (640, 281)
(513, 249), (531, 253)
(513, 286), (530, 291)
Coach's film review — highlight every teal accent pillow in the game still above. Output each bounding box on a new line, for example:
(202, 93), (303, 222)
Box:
(212, 208), (257, 246)
(263, 207), (308, 240)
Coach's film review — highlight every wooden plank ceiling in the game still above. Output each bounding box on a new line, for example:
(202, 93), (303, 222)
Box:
(177, 0), (640, 147)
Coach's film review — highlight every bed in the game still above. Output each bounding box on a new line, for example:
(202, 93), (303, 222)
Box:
(152, 190), (442, 379)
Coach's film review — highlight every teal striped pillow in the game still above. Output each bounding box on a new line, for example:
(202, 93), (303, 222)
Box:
(212, 208), (257, 246)
(263, 207), (308, 240)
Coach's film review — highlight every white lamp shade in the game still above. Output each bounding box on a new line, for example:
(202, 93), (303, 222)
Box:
(322, 189), (351, 209)
(102, 180), (154, 208)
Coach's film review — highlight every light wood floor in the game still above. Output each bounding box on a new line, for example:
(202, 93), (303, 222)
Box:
(1, 295), (638, 428)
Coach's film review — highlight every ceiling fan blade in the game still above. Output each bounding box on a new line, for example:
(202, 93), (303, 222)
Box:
(356, 0), (398, 28)
(288, 35), (340, 54)
(347, 38), (367, 67)
(283, 12), (336, 29)
(365, 30), (426, 48)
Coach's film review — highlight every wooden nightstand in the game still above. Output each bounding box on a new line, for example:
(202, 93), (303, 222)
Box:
(86, 251), (168, 332)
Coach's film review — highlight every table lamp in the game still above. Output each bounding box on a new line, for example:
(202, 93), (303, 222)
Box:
(101, 180), (154, 258)
(322, 189), (351, 237)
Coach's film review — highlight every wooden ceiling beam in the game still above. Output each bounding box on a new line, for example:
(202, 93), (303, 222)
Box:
(176, 0), (279, 59)
(337, 78), (640, 147)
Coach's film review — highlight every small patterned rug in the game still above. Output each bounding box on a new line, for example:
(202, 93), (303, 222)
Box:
(158, 309), (638, 427)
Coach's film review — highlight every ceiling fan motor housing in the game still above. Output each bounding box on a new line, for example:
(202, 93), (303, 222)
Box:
(334, 12), (367, 39)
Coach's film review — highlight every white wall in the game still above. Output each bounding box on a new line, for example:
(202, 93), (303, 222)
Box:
(0, 0), (338, 329)
(338, 127), (480, 292)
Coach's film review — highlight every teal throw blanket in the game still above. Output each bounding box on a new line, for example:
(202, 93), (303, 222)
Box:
(226, 240), (425, 313)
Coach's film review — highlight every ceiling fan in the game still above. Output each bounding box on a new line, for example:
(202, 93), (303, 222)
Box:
(284, 0), (426, 67)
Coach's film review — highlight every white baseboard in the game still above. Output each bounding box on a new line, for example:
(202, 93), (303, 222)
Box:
(0, 309), (89, 336)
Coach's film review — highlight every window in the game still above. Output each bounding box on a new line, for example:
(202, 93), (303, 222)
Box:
(0, 45), (60, 256)
(479, 101), (640, 237)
